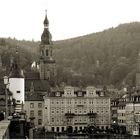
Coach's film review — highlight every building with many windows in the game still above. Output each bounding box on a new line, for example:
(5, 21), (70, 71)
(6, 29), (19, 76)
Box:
(24, 92), (44, 126)
(43, 86), (111, 132)
(117, 94), (127, 133)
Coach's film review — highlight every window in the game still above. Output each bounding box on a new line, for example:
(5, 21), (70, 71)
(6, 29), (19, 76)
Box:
(38, 103), (42, 108)
(42, 50), (44, 56)
(30, 110), (34, 117)
(51, 118), (54, 122)
(46, 50), (48, 56)
(30, 103), (34, 108)
(62, 127), (64, 132)
(17, 91), (20, 93)
(56, 92), (60, 96)
(38, 110), (42, 116)
(78, 92), (82, 96)
(17, 100), (20, 103)
(67, 91), (71, 95)
(57, 127), (59, 132)
(38, 119), (42, 125)
(51, 127), (54, 132)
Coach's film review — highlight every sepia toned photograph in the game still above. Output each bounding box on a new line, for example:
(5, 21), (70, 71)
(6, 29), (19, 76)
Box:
(0, 0), (140, 139)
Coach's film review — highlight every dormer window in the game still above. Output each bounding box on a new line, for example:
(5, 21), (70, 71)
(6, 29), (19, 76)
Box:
(56, 92), (60, 97)
(78, 92), (82, 96)
(67, 91), (71, 95)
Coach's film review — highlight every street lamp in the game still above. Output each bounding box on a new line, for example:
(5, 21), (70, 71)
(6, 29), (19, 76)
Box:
(3, 76), (9, 120)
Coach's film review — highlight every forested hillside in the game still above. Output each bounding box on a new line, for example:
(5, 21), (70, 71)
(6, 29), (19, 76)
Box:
(1, 22), (140, 88)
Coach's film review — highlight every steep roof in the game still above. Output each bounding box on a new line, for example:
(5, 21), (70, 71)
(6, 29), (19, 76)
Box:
(25, 91), (44, 101)
(25, 79), (50, 92)
(24, 71), (40, 80)
(9, 64), (24, 78)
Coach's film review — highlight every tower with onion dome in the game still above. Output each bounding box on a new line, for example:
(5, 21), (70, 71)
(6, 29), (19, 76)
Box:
(39, 10), (56, 84)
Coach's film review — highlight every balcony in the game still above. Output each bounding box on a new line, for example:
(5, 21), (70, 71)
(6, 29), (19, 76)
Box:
(87, 113), (97, 118)
(65, 113), (75, 118)
(77, 105), (84, 107)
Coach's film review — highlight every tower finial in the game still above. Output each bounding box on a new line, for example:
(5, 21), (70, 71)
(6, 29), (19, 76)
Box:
(41, 10), (52, 45)
(44, 10), (49, 27)
(45, 9), (47, 16)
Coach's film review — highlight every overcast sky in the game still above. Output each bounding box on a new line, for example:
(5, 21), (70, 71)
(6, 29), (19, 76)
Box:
(0, 0), (140, 41)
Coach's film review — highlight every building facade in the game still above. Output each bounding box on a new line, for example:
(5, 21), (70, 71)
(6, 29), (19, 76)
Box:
(24, 81), (46, 127)
(111, 98), (119, 124)
(43, 86), (111, 132)
(24, 99), (44, 127)
(117, 95), (127, 133)
(125, 94), (140, 135)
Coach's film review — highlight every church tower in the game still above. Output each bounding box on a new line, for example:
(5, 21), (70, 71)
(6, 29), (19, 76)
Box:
(39, 10), (56, 83)
(136, 52), (140, 89)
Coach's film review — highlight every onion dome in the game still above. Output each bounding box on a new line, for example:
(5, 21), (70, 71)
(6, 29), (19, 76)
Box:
(44, 15), (49, 27)
(41, 11), (52, 45)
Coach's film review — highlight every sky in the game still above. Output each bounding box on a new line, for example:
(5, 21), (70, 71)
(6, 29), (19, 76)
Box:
(0, 0), (140, 41)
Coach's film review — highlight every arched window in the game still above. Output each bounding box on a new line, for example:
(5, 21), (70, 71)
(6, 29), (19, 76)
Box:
(46, 50), (48, 56)
(42, 50), (44, 56)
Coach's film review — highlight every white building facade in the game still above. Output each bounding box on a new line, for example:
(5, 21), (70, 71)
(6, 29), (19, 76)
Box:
(43, 86), (111, 132)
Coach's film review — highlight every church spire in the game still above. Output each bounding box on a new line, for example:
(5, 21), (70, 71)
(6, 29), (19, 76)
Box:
(9, 46), (24, 78)
(41, 10), (52, 45)
(44, 10), (49, 28)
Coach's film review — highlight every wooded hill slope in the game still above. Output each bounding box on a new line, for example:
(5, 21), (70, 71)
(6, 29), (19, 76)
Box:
(1, 22), (140, 88)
